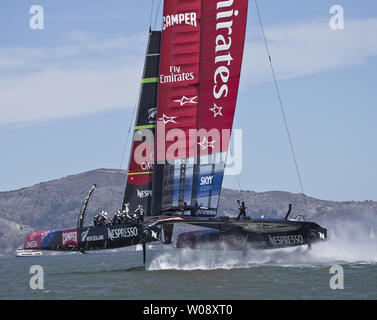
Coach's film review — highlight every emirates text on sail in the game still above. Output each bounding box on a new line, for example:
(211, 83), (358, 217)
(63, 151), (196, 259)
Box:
(213, 0), (239, 101)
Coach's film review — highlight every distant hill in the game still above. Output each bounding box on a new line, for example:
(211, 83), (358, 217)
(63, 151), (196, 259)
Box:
(1, 168), (376, 256)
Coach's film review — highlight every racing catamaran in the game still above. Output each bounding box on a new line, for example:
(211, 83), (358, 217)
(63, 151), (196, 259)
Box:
(23, 0), (327, 266)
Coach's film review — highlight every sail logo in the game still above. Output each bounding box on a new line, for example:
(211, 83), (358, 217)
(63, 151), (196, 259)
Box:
(210, 104), (223, 117)
(148, 107), (157, 122)
(162, 12), (197, 31)
(140, 150), (154, 171)
(160, 65), (194, 84)
(137, 189), (152, 198)
(200, 175), (214, 186)
(212, 1), (240, 113)
(159, 113), (177, 124)
(141, 160), (153, 171)
(174, 96), (198, 106)
(62, 230), (78, 248)
(198, 136), (216, 150)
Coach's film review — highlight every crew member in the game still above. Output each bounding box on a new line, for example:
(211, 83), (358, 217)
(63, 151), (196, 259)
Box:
(121, 203), (132, 223)
(100, 211), (109, 226)
(237, 200), (247, 220)
(93, 212), (101, 226)
(111, 210), (122, 225)
(133, 204), (144, 223)
(93, 210), (109, 226)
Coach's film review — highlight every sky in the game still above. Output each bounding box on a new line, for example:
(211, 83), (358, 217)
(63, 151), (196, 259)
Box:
(0, 0), (377, 202)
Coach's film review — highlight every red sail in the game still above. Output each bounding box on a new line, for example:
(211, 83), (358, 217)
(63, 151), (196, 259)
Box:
(153, 0), (248, 215)
(197, 0), (248, 152)
(156, 0), (201, 163)
(156, 0), (248, 160)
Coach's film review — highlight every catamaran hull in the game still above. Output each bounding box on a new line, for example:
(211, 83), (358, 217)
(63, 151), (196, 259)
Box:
(23, 216), (327, 252)
(176, 221), (327, 250)
(23, 223), (158, 252)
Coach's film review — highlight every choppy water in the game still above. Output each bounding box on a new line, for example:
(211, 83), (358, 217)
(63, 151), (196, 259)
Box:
(1, 235), (376, 300)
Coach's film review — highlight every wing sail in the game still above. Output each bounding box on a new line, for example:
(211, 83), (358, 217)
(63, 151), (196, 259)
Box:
(122, 31), (161, 215)
(152, 0), (248, 216)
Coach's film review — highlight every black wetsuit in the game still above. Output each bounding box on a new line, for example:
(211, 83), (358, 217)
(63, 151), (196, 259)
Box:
(121, 211), (133, 224)
(94, 214), (108, 226)
(237, 201), (247, 220)
(133, 208), (144, 223)
(111, 214), (122, 225)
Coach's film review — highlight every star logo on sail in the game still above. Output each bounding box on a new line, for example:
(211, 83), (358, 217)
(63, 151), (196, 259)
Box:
(210, 104), (223, 117)
(174, 96), (198, 106)
(158, 114), (177, 124)
(198, 137), (216, 150)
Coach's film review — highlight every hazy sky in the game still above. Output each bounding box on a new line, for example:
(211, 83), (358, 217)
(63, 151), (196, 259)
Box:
(1, 0), (377, 202)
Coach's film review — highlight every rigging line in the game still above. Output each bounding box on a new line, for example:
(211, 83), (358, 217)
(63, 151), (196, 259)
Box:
(119, 94), (139, 171)
(119, 26), (153, 172)
(254, 0), (311, 221)
(149, 0), (154, 30)
(236, 174), (243, 192)
(154, 0), (162, 30)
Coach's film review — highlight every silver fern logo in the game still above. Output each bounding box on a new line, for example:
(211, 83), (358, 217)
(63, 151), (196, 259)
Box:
(81, 229), (90, 242)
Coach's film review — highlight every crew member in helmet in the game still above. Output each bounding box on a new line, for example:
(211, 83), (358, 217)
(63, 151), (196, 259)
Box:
(93, 210), (109, 226)
(111, 210), (122, 225)
(236, 200), (247, 220)
(93, 213), (100, 226)
(133, 204), (144, 223)
(100, 211), (109, 226)
(121, 203), (132, 223)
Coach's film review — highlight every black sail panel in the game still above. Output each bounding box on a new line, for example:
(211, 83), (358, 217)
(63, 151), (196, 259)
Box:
(122, 31), (161, 216)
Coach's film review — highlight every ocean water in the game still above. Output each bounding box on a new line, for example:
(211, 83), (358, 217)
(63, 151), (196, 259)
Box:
(1, 234), (376, 300)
